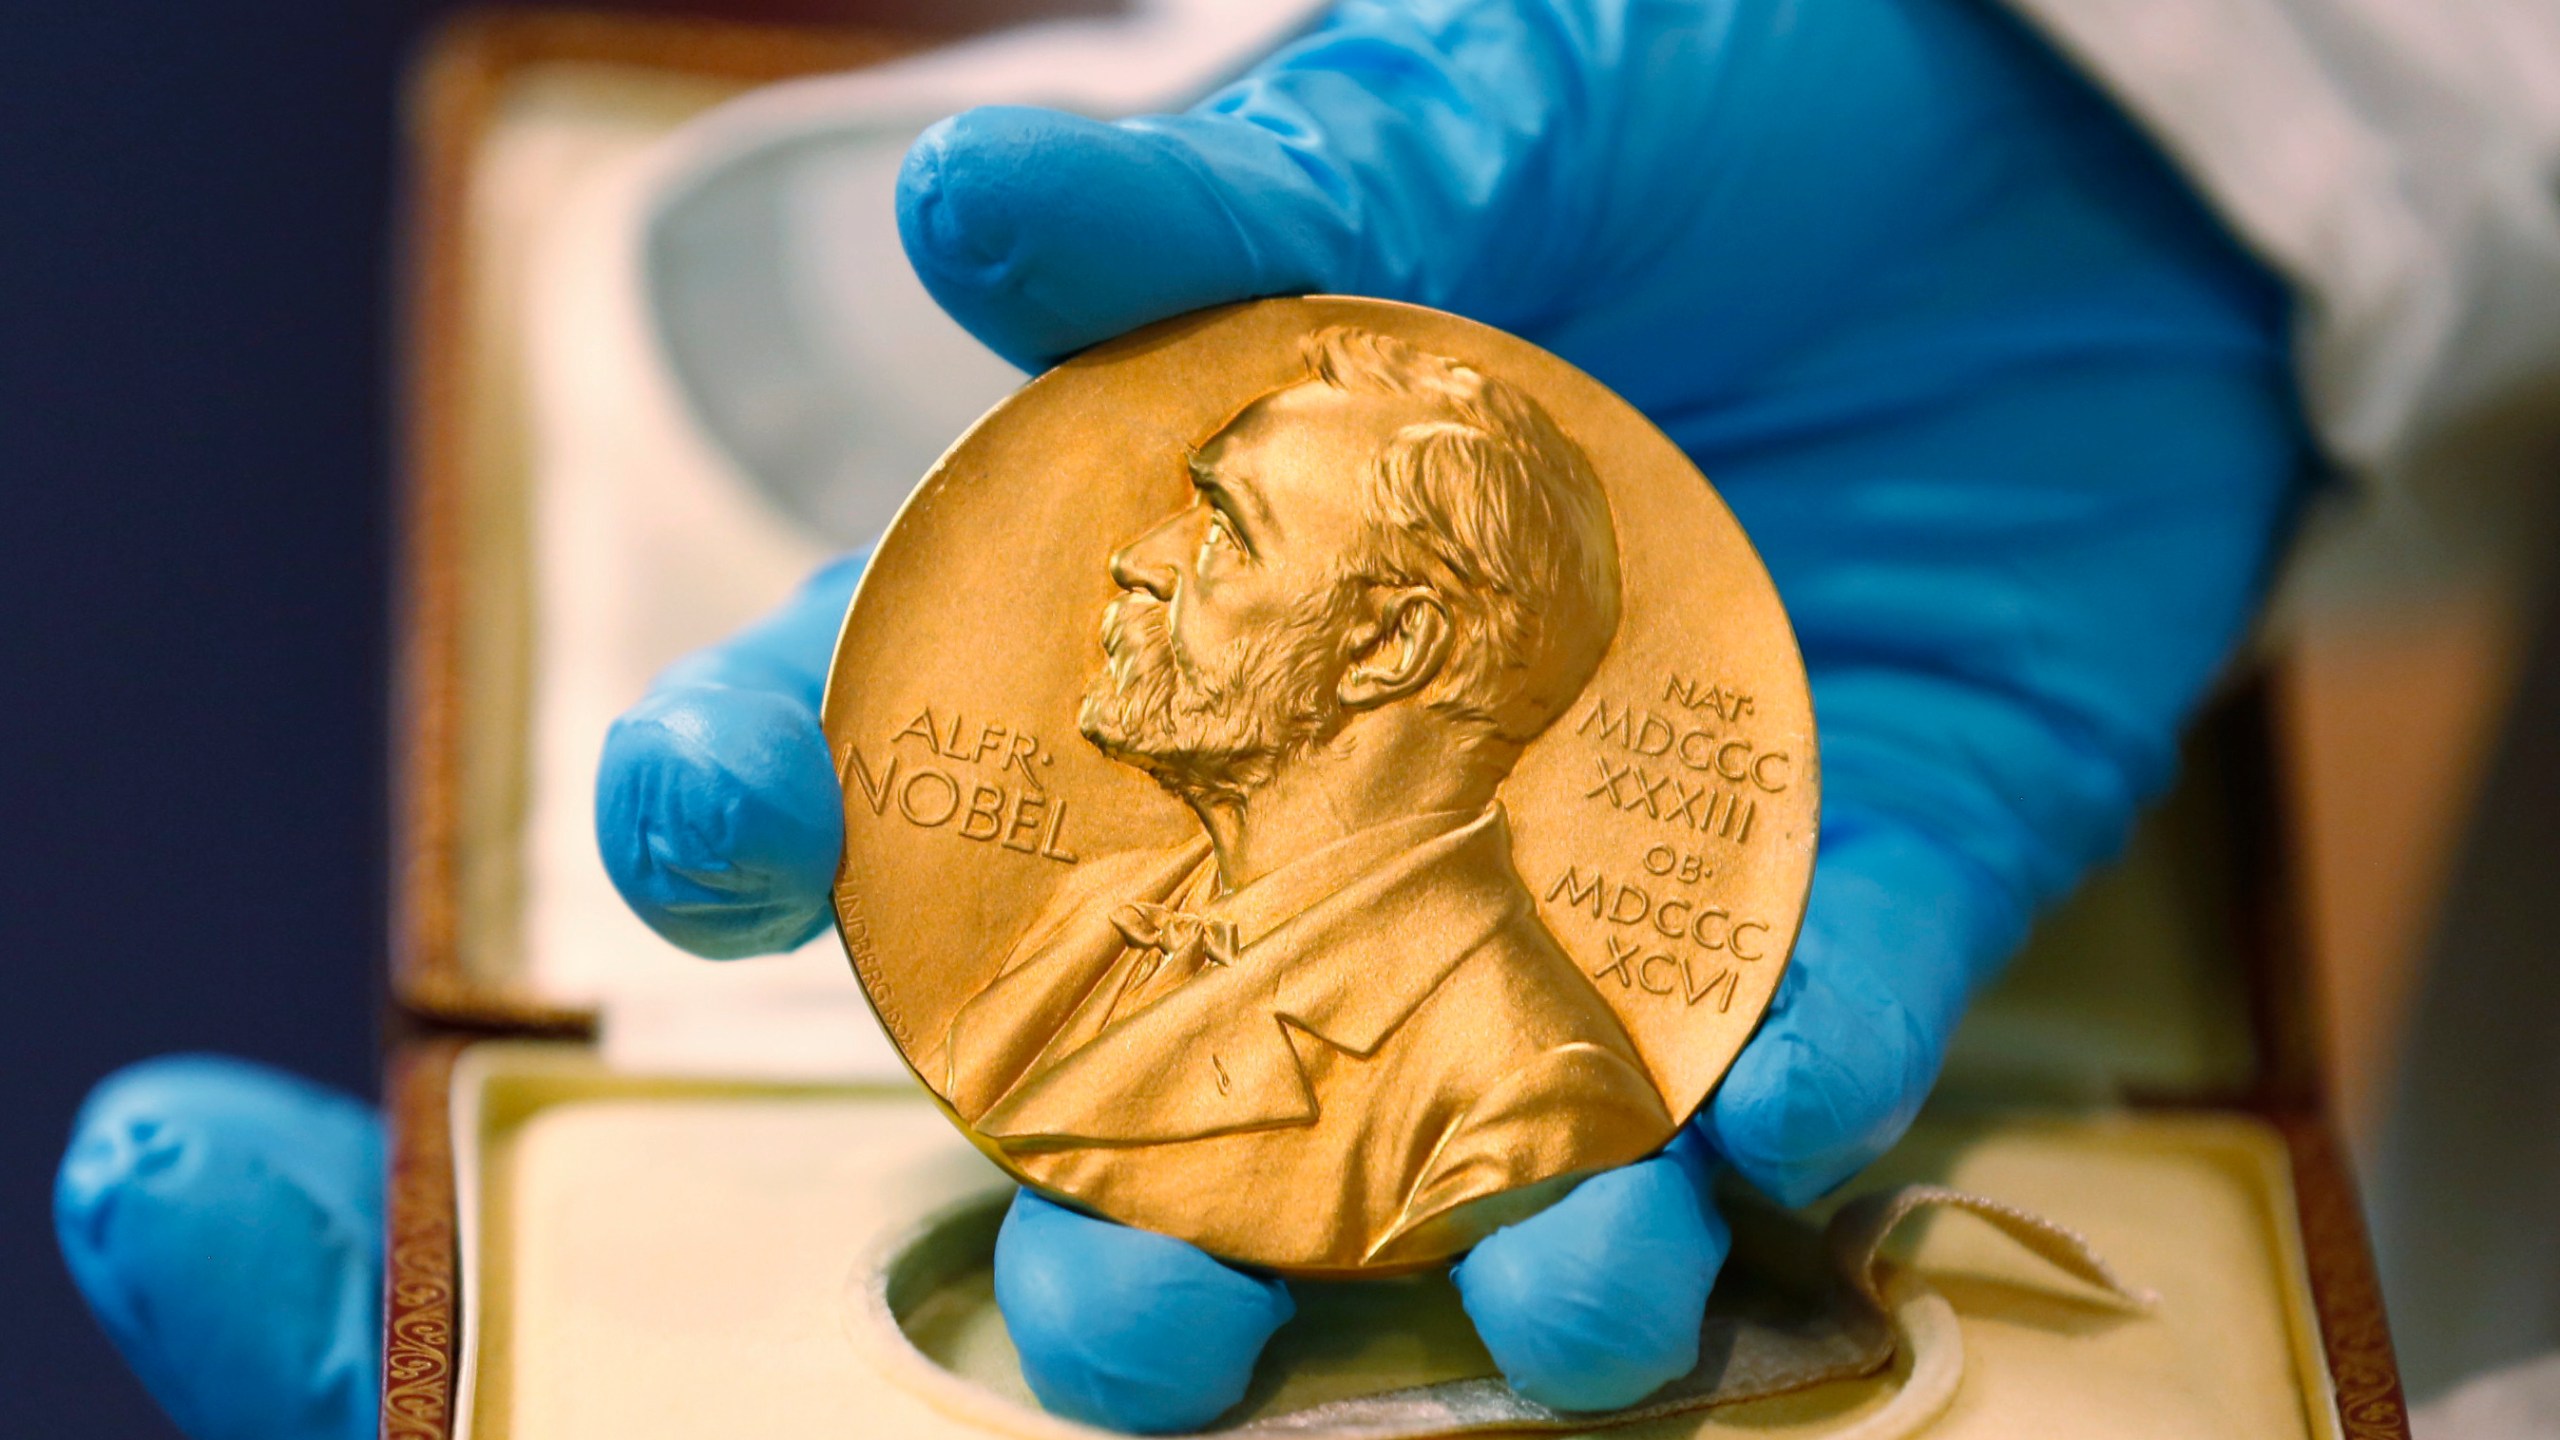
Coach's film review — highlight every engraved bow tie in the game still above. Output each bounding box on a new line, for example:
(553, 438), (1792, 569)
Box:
(1109, 902), (1241, 980)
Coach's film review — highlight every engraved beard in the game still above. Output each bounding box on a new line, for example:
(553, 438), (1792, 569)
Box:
(1078, 584), (1360, 810)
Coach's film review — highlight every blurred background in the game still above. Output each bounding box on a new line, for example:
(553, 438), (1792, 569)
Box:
(1, 5), (398, 1430)
(0, 1), (2549, 1434)
(0, 2), (993, 1429)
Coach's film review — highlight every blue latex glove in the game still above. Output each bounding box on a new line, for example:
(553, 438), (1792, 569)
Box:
(58, 0), (2309, 1433)
(603, 0), (2302, 1428)
(55, 1056), (382, 1440)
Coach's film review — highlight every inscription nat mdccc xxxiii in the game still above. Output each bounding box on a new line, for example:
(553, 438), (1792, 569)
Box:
(821, 297), (1818, 1277)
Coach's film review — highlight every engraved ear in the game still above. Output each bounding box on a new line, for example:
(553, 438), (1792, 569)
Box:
(1339, 587), (1452, 710)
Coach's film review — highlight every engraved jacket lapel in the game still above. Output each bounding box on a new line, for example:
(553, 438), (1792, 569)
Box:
(1264, 808), (1521, 1057)
(973, 953), (1320, 1147)
(943, 838), (1211, 1119)
(973, 809), (1524, 1148)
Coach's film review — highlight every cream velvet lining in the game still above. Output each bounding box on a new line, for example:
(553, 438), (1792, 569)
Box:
(449, 1044), (2335, 1440)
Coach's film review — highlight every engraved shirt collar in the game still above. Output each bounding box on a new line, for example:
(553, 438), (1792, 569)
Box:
(1199, 807), (1481, 949)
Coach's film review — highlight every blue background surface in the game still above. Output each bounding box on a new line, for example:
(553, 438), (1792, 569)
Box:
(0, 4), (400, 1430)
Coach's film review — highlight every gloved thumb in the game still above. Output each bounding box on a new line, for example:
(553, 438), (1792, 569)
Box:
(896, 2), (1602, 370)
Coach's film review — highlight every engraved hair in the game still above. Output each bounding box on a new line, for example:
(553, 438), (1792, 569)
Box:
(1302, 326), (1623, 745)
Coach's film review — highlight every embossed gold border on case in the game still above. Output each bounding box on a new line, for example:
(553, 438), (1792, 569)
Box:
(384, 1037), (464, 1440)
(2283, 1115), (2412, 1440)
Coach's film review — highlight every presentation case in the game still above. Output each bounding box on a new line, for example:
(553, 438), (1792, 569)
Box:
(382, 13), (2409, 1438)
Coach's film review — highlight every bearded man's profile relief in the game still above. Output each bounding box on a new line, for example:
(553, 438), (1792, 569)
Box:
(941, 326), (1669, 1269)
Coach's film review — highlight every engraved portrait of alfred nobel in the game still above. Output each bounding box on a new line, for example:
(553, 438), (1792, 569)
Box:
(941, 326), (1669, 1269)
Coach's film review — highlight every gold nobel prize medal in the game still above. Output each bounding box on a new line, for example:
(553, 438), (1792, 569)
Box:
(823, 298), (1816, 1276)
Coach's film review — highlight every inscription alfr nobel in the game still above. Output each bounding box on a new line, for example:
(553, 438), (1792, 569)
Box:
(841, 706), (1080, 864)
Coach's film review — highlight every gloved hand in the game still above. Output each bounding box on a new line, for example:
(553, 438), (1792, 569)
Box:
(600, 0), (2303, 1429)
(57, 0), (2309, 1433)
